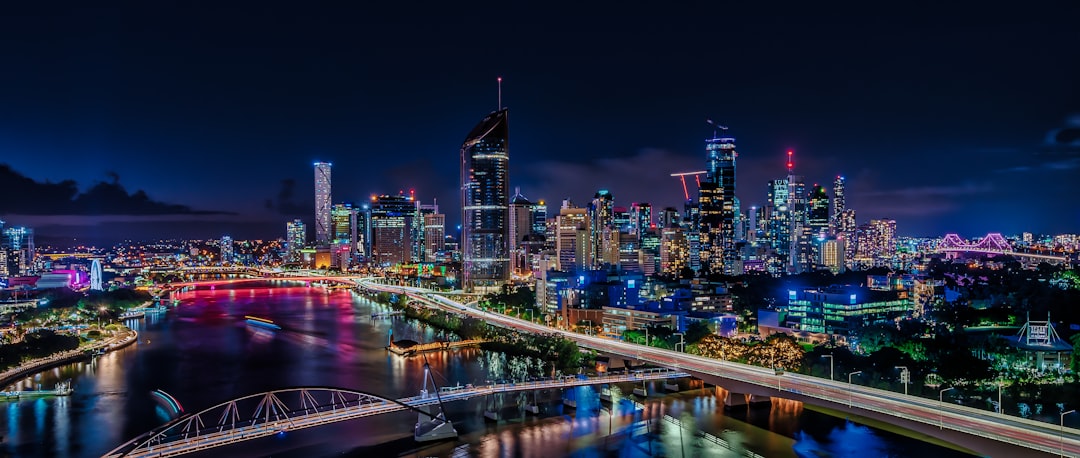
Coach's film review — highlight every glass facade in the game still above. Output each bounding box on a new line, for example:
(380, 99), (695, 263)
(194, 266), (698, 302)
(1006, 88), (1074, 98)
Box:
(314, 162), (332, 245)
(460, 109), (510, 292)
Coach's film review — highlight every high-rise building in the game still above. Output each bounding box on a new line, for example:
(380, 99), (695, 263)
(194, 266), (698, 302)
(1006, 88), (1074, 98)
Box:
(855, 219), (897, 268)
(658, 207), (680, 229)
(815, 237), (846, 274)
(509, 189), (535, 274)
(808, 184), (830, 238)
(699, 135), (738, 275)
(555, 206), (589, 272)
(530, 199), (548, 237)
(629, 202), (652, 240)
(314, 162), (332, 245)
(460, 109), (510, 292)
(588, 190), (615, 268)
(660, 227), (689, 276)
(423, 212), (446, 262)
(831, 175), (846, 234)
(369, 194), (417, 266)
(765, 178), (791, 274)
(331, 203), (357, 268)
(286, 219), (306, 262)
(219, 235), (234, 264)
(3, 226), (33, 275)
(785, 151), (810, 273)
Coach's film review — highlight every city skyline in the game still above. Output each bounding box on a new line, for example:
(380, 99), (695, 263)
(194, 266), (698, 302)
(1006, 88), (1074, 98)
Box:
(0, 2), (1077, 242)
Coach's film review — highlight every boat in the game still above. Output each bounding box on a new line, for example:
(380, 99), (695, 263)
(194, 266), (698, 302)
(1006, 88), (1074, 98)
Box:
(244, 316), (281, 330)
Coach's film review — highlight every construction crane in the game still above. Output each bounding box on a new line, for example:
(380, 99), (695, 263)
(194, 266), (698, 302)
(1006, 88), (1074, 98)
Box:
(670, 171), (707, 201)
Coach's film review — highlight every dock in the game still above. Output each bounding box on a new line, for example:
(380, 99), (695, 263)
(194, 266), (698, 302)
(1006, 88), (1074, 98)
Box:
(387, 339), (484, 356)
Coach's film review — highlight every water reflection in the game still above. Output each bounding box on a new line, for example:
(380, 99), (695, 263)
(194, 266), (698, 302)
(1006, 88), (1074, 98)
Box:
(0, 283), (974, 458)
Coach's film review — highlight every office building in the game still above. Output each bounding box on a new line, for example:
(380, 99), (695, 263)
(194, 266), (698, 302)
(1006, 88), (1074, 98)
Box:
(460, 109), (510, 292)
(369, 194), (418, 266)
(699, 135), (738, 275)
(314, 162), (332, 245)
(286, 219), (306, 263)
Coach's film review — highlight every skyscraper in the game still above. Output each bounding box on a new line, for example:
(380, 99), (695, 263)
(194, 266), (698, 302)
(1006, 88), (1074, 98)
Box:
(286, 219), (306, 262)
(831, 175), (846, 234)
(588, 190), (615, 268)
(460, 109), (510, 292)
(331, 203), (357, 268)
(699, 134), (738, 275)
(423, 212), (446, 262)
(808, 184), (830, 238)
(629, 202), (652, 240)
(555, 206), (589, 272)
(314, 162), (332, 245)
(509, 189), (534, 274)
(369, 194), (417, 266)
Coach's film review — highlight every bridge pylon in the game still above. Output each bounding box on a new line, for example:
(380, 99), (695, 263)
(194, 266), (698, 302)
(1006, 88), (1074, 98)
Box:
(414, 362), (458, 442)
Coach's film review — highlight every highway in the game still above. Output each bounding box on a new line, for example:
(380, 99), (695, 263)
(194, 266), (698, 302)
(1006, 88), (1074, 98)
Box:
(358, 279), (1080, 457)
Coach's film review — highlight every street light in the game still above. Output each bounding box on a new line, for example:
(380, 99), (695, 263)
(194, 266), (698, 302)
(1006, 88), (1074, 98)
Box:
(1061, 409), (1075, 458)
(674, 332), (685, 352)
(582, 320), (593, 336)
(997, 379), (1004, 415)
(822, 354), (834, 381)
(895, 366), (909, 396)
(939, 387), (955, 430)
(847, 371), (862, 408)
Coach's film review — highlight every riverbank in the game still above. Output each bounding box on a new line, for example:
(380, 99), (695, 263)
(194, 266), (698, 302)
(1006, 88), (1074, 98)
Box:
(0, 328), (138, 390)
(365, 290), (593, 376)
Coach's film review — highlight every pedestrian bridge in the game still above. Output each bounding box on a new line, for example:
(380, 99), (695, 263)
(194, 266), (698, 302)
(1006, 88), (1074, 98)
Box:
(105, 369), (688, 457)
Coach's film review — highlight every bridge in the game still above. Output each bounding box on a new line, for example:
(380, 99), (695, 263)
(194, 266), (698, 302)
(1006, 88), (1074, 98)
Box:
(358, 279), (1080, 457)
(938, 233), (1070, 264)
(105, 368), (688, 457)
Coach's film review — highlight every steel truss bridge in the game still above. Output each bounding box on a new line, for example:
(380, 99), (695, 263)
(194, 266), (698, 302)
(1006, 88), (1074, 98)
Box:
(938, 233), (1070, 264)
(105, 370), (688, 457)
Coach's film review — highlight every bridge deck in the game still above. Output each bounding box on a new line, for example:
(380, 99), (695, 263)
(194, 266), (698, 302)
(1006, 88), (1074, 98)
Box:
(107, 370), (688, 458)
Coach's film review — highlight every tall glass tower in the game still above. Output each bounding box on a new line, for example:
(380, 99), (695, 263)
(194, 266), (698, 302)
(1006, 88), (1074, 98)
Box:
(460, 109), (510, 292)
(314, 162), (332, 245)
(700, 135), (737, 275)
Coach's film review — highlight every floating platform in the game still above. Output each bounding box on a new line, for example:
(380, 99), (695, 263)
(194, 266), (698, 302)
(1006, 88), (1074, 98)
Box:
(1, 380), (73, 400)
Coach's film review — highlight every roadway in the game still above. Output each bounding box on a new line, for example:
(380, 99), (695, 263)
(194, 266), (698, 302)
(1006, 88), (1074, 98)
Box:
(358, 279), (1080, 457)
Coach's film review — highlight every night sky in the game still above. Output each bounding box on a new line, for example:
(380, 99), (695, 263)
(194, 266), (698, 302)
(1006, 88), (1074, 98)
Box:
(1, 2), (1077, 244)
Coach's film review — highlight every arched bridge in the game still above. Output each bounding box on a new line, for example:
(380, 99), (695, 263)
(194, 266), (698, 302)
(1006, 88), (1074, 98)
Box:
(105, 370), (689, 457)
(937, 233), (1070, 264)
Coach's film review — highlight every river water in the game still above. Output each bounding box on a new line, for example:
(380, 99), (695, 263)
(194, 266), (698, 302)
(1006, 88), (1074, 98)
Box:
(0, 282), (973, 457)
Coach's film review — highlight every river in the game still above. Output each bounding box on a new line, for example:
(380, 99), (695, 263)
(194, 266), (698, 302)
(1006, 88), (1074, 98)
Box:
(0, 282), (973, 457)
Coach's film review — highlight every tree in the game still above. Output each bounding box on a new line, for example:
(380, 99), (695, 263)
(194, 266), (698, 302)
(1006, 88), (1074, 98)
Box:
(684, 321), (712, 346)
(745, 334), (804, 371)
(694, 335), (749, 361)
(855, 323), (899, 354)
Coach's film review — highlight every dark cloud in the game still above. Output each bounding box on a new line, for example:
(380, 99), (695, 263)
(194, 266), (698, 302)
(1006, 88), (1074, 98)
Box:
(0, 164), (230, 216)
(264, 179), (310, 216)
(1000, 115), (1080, 173)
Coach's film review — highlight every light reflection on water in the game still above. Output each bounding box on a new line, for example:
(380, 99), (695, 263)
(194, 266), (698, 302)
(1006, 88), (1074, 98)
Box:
(0, 283), (972, 457)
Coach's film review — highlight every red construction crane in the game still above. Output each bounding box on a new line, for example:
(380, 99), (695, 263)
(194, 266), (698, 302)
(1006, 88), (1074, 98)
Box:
(670, 171), (707, 200)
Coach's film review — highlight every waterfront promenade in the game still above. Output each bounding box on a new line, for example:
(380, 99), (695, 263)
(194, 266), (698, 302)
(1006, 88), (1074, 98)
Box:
(0, 328), (138, 390)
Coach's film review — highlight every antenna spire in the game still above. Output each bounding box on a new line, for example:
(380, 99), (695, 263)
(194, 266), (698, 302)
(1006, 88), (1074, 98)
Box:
(497, 76), (503, 110)
(787, 150), (794, 174)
